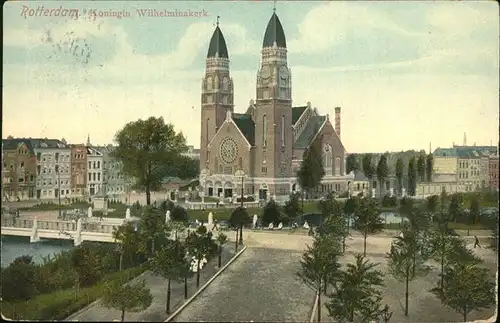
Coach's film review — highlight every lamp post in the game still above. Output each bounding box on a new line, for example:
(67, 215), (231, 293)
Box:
(234, 170), (245, 245)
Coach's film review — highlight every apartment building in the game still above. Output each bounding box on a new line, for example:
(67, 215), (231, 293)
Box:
(86, 146), (104, 196)
(70, 144), (88, 197)
(489, 156), (499, 190)
(95, 145), (129, 199)
(1, 138), (37, 201)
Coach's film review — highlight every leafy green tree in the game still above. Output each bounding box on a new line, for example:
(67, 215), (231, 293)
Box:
(113, 222), (143, 271)
(112, 117), (187, 205)
(297, 137), (325, 200)
(343, 197), (359, 235)
(283, 192), (302, 225)
(102, 278), (153, 322)
(171, 205), (189, 223)
(346, 154), (359, 174)
(399, 196), (414, 218)
(448, 193), (464, 222)
(353, 197), (384, 256)
(70, 245), (101, 301)
(425, 194), (440, 214)
(426, 153), (434, 182)
(261, 200), (281, 227)
(175, 155), (199, 180)
(139, 206), (167, 256)
(326, 254), (385, 322)
(430, 263), (496, 322)
(160, 200), (175, 213)
(468, 195), (480, 236)
(185, 226), (214, 288)
(387, 228), (430, 316)
(376, 154), (389, 198)
(177, 251), (194, 300)
(229, 206), (251, 245)
(408, 157), (417, 196)
(395, 157), (404, 196)
(216, 232), (228, 268)
(318, 193), (349, 253)
(1, 255), (38, 301)
(362, 154), (375, 193)
(417, 153), (426, 182)
(297, 235), (342, 322)
(150, 240), (185, 314)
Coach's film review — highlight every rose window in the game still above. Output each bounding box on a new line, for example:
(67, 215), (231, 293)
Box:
(220, 138), (238, 164)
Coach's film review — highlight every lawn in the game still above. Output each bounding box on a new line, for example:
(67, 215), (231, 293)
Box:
(1, 265), (147, 321)
(18, 201), (91, 211)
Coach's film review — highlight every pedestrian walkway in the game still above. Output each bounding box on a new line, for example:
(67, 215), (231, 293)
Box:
(65, 249), (235, 322)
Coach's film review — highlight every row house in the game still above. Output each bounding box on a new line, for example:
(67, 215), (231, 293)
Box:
(95, 145), (129, 199)
(31, 138), (72, 200)
(86, 147), (104, 196)
(1, 138), (37, 201)
(70, 144), (87, 196)
(488, 156), (499, 190)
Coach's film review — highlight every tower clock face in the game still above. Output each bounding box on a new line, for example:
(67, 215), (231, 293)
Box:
(261, 66), (271, 79)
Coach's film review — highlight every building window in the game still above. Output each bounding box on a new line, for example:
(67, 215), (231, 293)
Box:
(20, 162), (24, 168)
(55, 153), (59, 162)
(97, 173), (101, 181)
(88, 173), (92, 181)
(263, 115), (267, 147)
(97, 161), (100, 169)
(88, 161), (92, 169)
(261, 166), (267, 174)
(335, 157), (341, 176)
(281, 115), (285, 147)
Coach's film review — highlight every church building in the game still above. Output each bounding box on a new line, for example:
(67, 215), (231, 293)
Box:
(199, 10), (350, 200)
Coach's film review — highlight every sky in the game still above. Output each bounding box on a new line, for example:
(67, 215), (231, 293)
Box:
(3, 0), (499, 153)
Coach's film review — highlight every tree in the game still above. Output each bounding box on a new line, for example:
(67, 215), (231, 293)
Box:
(112, 117), (187, 205)
(362, 154), (375, 194)
(229, 206), (251, 245)
(407, 156), (417, 196)
(343, 197), (359, 235)
(353, 198), (384, 256)
(175, 155), (199, 180)
(283, 192), (302, 226)
(430, 263), (496, 322)
(318, 192), (349, 253)
(113, 222), (143, 271)
(149, 240), (185, 314)
(387, 228), (430, 316)
(376, 154), (389, 198)
(297, 136), (325, 200)
(417, 153), (426, 182)
(139, 206), (167, 256)
(468, 195), (480, 236)
(185, 226), (214, 288)
(1, 255), (38, 301)
(70, 245), (101, 301)
(261, 200), (281, 227)
(448, 193), (464, 222)
(346, 154), (359, 174)
(216, 232), (228, 268)
(297, 235), (342, 322)
(170, 205), (189, 223)
(426, 153), (434, 182)
(395, 157), (404, 196)
(425, 194), (440, 214)
(326, 254), (385, 322)
(102, 279), (153, 322)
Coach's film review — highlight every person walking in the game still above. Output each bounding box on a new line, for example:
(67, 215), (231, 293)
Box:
(474, 235), (481, 248)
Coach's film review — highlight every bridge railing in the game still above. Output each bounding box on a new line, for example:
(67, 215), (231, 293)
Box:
(1, 218), (34, 228)
(1, 218), (118, 234)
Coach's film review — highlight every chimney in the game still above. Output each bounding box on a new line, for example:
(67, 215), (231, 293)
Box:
(334, 107), (341, 139)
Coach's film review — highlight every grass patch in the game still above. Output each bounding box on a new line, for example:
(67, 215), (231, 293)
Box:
(18, 201), (91, 211)
(1, 265), (147, 321)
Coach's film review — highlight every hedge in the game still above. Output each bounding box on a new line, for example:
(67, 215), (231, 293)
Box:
(1, 265), (147, 321)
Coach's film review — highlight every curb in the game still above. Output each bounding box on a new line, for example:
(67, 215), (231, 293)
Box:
(65, 270), (150, 321)
(309, 292), (319, 322)
(164, 245), (248, 322)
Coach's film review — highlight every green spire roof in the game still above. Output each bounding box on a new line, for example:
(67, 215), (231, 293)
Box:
(262, 12), (287, 48)
(207, 26), (229, 58)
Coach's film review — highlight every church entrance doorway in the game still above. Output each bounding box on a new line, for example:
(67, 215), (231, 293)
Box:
(224, 189), (233, 198)
(208, 187), (214, 197)
(259, 189), (268, 200)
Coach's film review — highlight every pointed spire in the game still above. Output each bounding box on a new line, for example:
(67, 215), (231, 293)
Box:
(262, 8), (287, 48)
(207, 17), (229, 58)
(86, 134), (91, 146)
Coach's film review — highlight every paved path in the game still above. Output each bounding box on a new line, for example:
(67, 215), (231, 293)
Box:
(66, 249), (235, 322)
(172, 247), (316, 322)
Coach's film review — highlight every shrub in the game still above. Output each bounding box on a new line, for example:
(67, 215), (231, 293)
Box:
(338, 191), (349, 198)
(381, 194), (398, 207)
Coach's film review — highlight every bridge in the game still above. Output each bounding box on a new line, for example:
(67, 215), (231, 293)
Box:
(0, 217), (131, 246)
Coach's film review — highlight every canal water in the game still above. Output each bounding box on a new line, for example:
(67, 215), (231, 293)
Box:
(1, 236), (73, 268)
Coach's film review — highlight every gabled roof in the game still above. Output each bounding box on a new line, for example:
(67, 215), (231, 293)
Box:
(294, 115), (326, 149)
(87, 147), (103, 156)
(232, 113), (255, 146)
(433, 146), (497, 158)
(207, 26), (229, 58)
(292, 106), (307, 125)
(262, 12), (287, 48)
(29, 138), (67, 149)
(2, 138), (34, 153)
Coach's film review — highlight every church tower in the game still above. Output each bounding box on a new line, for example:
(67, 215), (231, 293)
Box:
(254, 9), (293, 179)
(200, 19), (234, 170)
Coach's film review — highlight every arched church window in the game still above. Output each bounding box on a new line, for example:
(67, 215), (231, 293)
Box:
(335, 157), (341, 176)
(263, 115), (267, 147)
(281, 115), (285, 147)
(207, 76), (213, 90)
